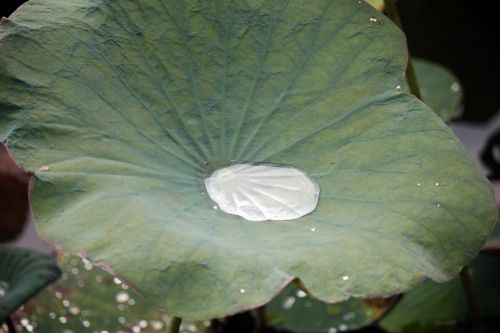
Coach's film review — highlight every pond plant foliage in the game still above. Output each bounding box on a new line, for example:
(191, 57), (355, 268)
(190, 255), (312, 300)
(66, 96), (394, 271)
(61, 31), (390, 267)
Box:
(0, 0), (497, 323)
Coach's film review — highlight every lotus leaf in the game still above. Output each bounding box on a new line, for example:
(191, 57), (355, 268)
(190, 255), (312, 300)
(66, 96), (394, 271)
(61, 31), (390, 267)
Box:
(0, 247), (60, 322)
(0, 0), (496, 320)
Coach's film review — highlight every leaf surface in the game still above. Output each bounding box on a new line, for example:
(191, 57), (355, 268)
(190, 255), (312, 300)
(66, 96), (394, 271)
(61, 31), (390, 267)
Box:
(0, 0), (496, 320)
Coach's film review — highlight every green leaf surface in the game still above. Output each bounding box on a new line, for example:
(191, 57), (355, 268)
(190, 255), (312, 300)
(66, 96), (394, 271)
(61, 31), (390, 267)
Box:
(0, 0), (496, 320)
(10, 255), (204, 333)
(266, 283), (394, 332)
(379, 253), (500, 332)
(0, 247), (60, 321)
(406, 59), (463, 122)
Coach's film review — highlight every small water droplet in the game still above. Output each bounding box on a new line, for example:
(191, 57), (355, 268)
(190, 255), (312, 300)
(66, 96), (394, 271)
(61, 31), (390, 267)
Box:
(151, 320), (164, 330)
(128, 298), (136, 306)
(310, 227), (317, 232)
(239, 288), (246, 293)
(55, 291), (63, 299)
(62, 299), (70, 307)
(450, 82), (460, 92)
(187, 324), (198, 332)
(0, 281), (9, 297)
(435, 182), (439, 186)
(118, 317), (126, 324)
(436, 203), (441, 207)
(116, 291), (130, 303)
(343, 312), (356, 321)
(296, 290), (307, 298)
(132, 325), (141, 333)
(69, 306), (80, 315)
(82, 320), (90, 328)
(71, 267), (79, 275)
(38, 165), (50, 172)
(113, 277), (122, 284)
(329, 328), (338, 333)
(369, 17), (377, 22)
(118, 304), (125, 311)
(49, 312), (56, 319)
(339, 324), (348, 331)
(282, 296), (296, 309)
(417, 183), (421, 186)
(342, 275), (349, 281)
(139, 320), (148, 328)
(213, 205), (218, 210)
(59, 316), (68, 324)
(20, 319), (29, 326)
(396, 85), (401, 90)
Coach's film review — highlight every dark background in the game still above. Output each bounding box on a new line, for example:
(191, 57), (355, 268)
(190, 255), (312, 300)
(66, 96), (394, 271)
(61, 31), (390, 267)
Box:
(1, 0), (500, 123)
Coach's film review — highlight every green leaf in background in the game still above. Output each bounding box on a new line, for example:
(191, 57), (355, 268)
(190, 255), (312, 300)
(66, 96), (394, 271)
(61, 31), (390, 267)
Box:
(379, 253), (500, 333)
(8, 255), (204, 333)
(266, 283), (395, 332)
(365, 0), (385, 11)
(406, 59), (463, 122)
(0, 0), (496, 320)
(0, 247), (60, 322)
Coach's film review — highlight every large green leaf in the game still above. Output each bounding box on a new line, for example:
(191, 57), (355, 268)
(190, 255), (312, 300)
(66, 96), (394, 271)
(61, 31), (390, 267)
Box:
(0, 0), (496, 320)
(379, 253), (500, 332)
(11, 255), (204, 333)
(0, 247), (60, 321)
(406, 59), (463, 122)
(266, 283), (394, 332)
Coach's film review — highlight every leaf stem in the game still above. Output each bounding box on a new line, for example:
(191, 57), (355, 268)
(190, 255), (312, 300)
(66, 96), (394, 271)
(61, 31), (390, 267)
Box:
(255, 305), (267, 333)
(460, 267), (483, 333)
(383, 0), (422, 100)
(168, 316), (182, 333)
(5, 316), (17, 333)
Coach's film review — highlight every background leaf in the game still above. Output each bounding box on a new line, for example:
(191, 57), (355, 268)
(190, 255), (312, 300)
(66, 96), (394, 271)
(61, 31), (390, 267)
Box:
(0, 247), (60, 322)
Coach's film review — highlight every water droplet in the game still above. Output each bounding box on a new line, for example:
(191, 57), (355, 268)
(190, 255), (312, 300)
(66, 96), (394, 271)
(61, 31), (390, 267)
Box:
(396, 85), (401, 90)
(95, 275), (103, 283)
(151, 320), (164, 330)
(436, 203), (441, 207)
(329, 328), (338, 333)
(38, 165), (50, 172)
(118, 317), (126, 324)
(0, 281), (9, 297)
(213, 205), (218, 210)
(417, 183), (421, 186)
(310, 227), (317, 232)
(132, 325), (141, 333)
(205, 164), (320, 221)
(69, 306), (80, 315)
(71, 267), (79, 275)
(49, 312), (56, 319)
(122, 283), (129, 290)
(118, 304), (125, 311)
(113, 277), (122, 284)
(239, 288), (246, 293)
(55, 291), (63, 299)
(187, 324), (198, 332)
(435, 182), (439, 186)
(62, 299), (70, 307)
(369, 17), (377, 22)
(20, 318), (29, 326)
(101, 331), (110, 333)
(343, 312), (356, 321)
(342, 275), (349, 281)
(128, 298), (136, 306)
(339, 324), (348, 331)
(26, 325), (33, 332)
(59, 316), (68, 324)
(116, 291), (130, 303)
(82, 320), (90, 328)
(139, 320), (148, 328)
(282, 296), (296, 309)
(450, 82), (460, 92)
(296, 290), (307, 298)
